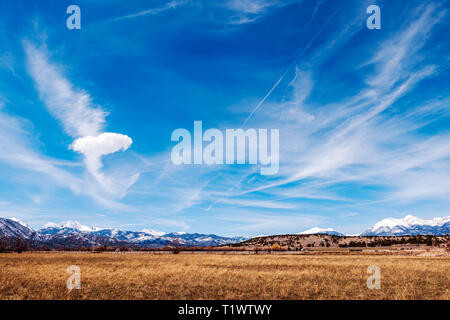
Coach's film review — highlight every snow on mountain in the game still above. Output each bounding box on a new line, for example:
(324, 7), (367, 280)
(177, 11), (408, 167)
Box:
(54, 221), (103, 232)
(0, 217), (246, 247)
(39, 221), (104, 236)
(63, 220), (103, 232)
(9, 217), (30, 228)
(361, 215), (450, 236)
(141, 229), (166, 237)
(38, 222), (169, 244)
(0, 217), (39, 240)
(43, 222), (60, 229)
(299, 227), (345, 236)
(91, 228), (164, 243)
(5, 214), (447, 248)
(160, 232), (248, 246)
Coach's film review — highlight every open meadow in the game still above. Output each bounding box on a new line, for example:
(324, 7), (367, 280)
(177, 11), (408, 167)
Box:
(0, 252), (448, 300)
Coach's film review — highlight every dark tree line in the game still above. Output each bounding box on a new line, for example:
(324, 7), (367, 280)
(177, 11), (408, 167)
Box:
(0, 237), (29, 253)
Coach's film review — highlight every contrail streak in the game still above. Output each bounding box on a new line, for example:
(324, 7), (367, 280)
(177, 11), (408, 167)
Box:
(209, 5), (339, 212)
(241, 7), (337, 128)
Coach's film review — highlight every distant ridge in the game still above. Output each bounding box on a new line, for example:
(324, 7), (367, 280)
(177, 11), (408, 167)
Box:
(0, 214), (448, 249)
(297, 215), (449, 237)
(298, 227), (344, 236)
(0, 217), (248, 248)
(361, 215), (450, 236)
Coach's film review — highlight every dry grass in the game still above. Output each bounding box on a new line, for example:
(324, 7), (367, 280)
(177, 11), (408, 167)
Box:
(0, 252), (448, 300)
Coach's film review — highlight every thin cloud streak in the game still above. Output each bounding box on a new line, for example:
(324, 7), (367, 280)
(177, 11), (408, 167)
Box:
(241, 5), (339, 127)
(111, 0), (184, 22)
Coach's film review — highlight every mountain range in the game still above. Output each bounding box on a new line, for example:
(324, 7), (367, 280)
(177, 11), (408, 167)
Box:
(360, 215), (450, 236)
(298, 215), (450, 236)
(0, 214), (448, 249)
(0, 218), (247, 248)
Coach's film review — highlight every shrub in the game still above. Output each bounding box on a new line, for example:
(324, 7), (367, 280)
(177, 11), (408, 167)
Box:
(271, 244), (281, 251)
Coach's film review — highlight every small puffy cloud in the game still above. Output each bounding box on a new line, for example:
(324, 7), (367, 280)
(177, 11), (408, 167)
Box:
(70, 132), (132, 157)
(24, 41), (138, 199)
(70, 133), (134, 193)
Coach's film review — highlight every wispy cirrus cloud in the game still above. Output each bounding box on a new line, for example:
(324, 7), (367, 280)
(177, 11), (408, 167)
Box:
(218, 212), (325, 233)
(0, 108), (82, 194)
(24, 40), (139, 198)
(218, 2), (450, 211)
(24, 42), (106, 138)
(214, 198), (298, 210)
(111, 0), (185, 22)
(225, 0), (302, 25)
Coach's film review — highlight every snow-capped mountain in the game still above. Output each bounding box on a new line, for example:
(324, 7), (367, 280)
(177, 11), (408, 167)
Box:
(361, 215), (450, 236)
(40, 221), (103, 236)
(38, 220), (248, 246)
(0, 217), (40, 240)
(9, 217), (31, 228)
(298, 227), (345, 236)
(0, 217), (247, 247)
(39, 221), (171, 243)
(160, 232), (248, 246)
(3, 214), (447, 248)
(141, 229), (166, 238)
(91, 229), (165, 243)
(49, 221), (103, 232)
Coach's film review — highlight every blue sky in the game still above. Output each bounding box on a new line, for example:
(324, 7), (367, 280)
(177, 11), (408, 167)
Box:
(0, 0), (449, 236)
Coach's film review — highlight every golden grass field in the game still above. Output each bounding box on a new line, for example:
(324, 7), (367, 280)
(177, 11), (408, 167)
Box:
(0, 252), (448, 300)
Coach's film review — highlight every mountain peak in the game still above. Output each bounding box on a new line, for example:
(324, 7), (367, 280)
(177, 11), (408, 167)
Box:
(141, 229), (165, 237)
(0, 217), (36, 239)
(63, 220), (99, 232)
(9, 217), (30, 228)
(363, 214), (450, 236)
(372, 215), (449, 231)
(298, 227), (344, 236)
(43, 220), (103, 232)
(43, 222), (60, 229)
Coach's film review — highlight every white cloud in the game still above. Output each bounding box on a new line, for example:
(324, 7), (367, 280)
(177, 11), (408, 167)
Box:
(226, 0), (275, 14)
(70, 132), (137, 195)
(24, 41), (106, 138)
(70, 132), (132, 172)
(24, 41), (138, 197)
(70, 133), (132, 156)
(225, 0), (300, 25)
(213, 198), (297, 210)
